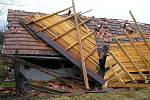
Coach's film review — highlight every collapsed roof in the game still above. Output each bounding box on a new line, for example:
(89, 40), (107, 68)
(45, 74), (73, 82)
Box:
(2, 9), (150, 56)
(2, 8), (150, 88)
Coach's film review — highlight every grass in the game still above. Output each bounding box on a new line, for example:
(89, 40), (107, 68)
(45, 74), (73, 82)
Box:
(0, 82), (16, 87)
(0, 64), (5, 76)
(4, 88), (150, 100)
(51, 89), (150, 100)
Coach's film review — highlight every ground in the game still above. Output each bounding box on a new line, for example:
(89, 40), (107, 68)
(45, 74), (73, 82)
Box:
(50, 89), (150, 100)
(0, 88), (150, 100)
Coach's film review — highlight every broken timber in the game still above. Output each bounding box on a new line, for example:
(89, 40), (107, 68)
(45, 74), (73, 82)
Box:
(104, 11), (150, 87)
(19, 7), (105, 85)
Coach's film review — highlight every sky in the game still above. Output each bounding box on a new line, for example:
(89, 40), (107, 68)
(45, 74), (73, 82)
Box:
(0, 0), (150, 25)
(8, 0), (150, 23)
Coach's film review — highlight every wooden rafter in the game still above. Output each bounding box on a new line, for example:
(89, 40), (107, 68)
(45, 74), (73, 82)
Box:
(85, 48), (96, 60)
(129, 10), (150, 52)
(27, 6), (72, 24)
(77, 15), (91, 31)
(66, 31), (94, 50)
(107, 60), (123, 82)
(114, 33), (150, 39)
(109, 52), (136, 83)
(52, 18), (91, 41)
(36, 14), (75, 32)
(125, 33), (150, 71)
(115, 38), (146, 80)
(107, 83), (150, 88)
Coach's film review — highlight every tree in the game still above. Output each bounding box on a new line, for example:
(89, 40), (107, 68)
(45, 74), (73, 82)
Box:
(0, 32), (4, 44)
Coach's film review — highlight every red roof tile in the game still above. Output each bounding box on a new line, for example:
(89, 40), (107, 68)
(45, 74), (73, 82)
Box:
(2, 9), (59, 56)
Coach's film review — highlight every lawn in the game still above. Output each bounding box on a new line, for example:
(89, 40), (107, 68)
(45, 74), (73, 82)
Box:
(4, 88), (150, 100)
(48, 89), (149, 100)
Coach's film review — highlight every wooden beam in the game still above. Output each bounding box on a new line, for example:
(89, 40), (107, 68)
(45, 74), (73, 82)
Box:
(114, 33), (150, 39)
(27, 6), (72, 24)
(107, 83), (150, 88)
(52, 18), (91, 41)
(107, 60), (123, 82)
(116, 38), (146, 80)
(77, 15), (91, 31)
(66, 31), (93, 50)
(129, 10), (150, 52)
(14, 50), (21, 95)
(85, 48), (96, 60)
(111, 42), (150, 47)
(72, 0), (89, 89)
(125, 33), (150, 71)
(109, 52), (136, 83)
(36, 14), (75, 32)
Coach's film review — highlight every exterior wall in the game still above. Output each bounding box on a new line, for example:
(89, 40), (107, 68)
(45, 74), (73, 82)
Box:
(19, 64), (80, 81)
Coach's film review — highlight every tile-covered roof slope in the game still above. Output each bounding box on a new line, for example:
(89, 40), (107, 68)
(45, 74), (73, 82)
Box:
(2, 9), (58, 55)
(83, 16), (150, 34)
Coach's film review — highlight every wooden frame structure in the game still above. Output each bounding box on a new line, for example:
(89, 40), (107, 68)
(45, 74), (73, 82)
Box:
(19, 7), (105, 88)
(105, 11), (150, 87)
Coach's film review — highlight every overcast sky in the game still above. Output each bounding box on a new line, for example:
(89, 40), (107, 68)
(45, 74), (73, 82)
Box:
(1, 0), (150, 23)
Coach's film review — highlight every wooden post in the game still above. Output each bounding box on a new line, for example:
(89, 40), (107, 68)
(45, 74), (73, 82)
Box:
(72, 0), (89, 89)
(14, 49), (21, 95)
(129, 10), (150, 51)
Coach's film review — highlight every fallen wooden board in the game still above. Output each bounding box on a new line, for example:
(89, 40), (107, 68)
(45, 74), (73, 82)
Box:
(107, 83), (150, 88)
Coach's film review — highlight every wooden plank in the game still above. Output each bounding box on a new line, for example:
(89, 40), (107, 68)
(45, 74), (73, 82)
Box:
(107, 72), (146, 83)
(111, 42), (150, 47)
(109, 52), (136, 82)
(72, 0), (89, 89)
(106, 60), (123, 82)
(36, 15), (75, 32)
(114, 33), (150, 39)
(107, 83), (150, 88)
(129, 10), (150, 52)
(126, 67), (150, 72)
(77, 15), (91, 31)
(115, 38), (146, 80)
(52, 18), (91, 41)
(27, 6), (72, 24)
(85, 48), (96, 60)
(125, 33), (150, 70)
(66, 31), (93, 50)
(106, 56), (150, 68)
